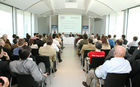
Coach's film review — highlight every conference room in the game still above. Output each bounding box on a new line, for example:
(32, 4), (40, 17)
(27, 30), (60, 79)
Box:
(0, 0), (140, 87)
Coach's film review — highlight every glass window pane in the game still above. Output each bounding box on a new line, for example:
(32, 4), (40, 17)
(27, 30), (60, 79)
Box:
(109, 12), (124, 39)
(17, 10), (24, 38)
(0, 4), (13, 42)
(127, 7), (140, 42)
(24, 11), (31, 36)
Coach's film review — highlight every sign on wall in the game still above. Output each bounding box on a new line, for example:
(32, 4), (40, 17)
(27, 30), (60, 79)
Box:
(51, 25), (58, 33)
(82, 25), (89, 34)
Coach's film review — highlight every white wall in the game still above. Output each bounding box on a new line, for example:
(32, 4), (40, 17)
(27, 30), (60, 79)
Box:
(38, 17), (50, 34)
(94, 16), (106, 35)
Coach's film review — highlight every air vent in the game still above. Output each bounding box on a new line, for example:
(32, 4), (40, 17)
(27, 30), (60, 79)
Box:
(65, 0), (76, 2)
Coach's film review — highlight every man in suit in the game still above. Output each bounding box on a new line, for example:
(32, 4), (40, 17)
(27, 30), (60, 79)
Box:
(39, 38), (57, 72)
(80, 38), (95, 58)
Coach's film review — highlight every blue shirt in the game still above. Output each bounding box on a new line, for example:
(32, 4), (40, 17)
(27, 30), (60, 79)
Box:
(109, 39), (115, 47)
(95, 57), (132, 79)
(13, 47), (21, 56)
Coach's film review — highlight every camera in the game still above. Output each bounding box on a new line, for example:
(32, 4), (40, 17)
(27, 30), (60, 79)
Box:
(0, 78), (4, 86)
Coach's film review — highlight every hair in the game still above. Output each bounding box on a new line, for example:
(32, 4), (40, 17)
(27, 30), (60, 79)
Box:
(52, 34), (57, 39)
(43, 33), (46, 37)
(108, 35), (111, 38)
(46, 38), (53, 45)
(122, 35), (125, 39)
(34, 33), (37, 36)
(102, 37), (109, 45)
(113, 35), (116, 38)
(133, 36), (138, 41)
(83, 34), (88, 39)
(18, 39), (25, 46)
(88, 38), (93, 44)
(95, 42), (102, 49)
(115, 39), (123, 45)
(97, 36), (100, 40)
(138, 41), (140, 45)
(0, 39), (5, 47)
(19, 45), (31, 60)
(38, 35), (42, 39)
(12, 34), (17, 38)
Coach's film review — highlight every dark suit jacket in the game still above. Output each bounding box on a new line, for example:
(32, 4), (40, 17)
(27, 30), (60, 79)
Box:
(35, 39), (45, 48)
(0, 60), (10, 78)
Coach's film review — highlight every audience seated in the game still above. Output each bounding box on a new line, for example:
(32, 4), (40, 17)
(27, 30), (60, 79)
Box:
(127, 36), (138, 49)
(35, 35), (45, 48)
(42, 33), (47, 43)
(130, 42), (140, 87)
(1, 34), (11, 50)
(31, 33), (39, 40)
(10, 46), (47, 82)
(88, 42), (105, 64)
(0, 46), (10, 79)
(95, 46), (131, 86)
(112, 35), (116, 42)
(39, 38), (57, 72)
(13, 39), (26, 56)
(108, 35), (115, 49)
(106, 39), (132, 60)
(101, 36), (111, 50)
(122, 35), (128, 45)
(0, 76), (9, 87)
(82, 42), (105, 87)
(80, 38), (95, 58)
(69, 32), (74, 37)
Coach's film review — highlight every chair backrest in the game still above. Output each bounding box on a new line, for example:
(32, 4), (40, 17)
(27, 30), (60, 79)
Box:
(104, 73), (129, 87)
(128, 46), (138, 55)
(36, 56), (50, 73)
(31, 49), (39, 56)
(101, 49), (110, 57)
(89, 57), (105, 69)
(16, 74), (39, 87)
(83, 50), (94, 59)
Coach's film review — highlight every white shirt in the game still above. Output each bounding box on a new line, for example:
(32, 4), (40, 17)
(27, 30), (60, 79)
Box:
(43, 43), (59, 52)
(95, 57), (132, 79)
(53, 39), (60, 47)
(127, 41), (138, 49)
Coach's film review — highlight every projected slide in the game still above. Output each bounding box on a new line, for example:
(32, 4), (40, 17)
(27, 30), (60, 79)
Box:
(58, 15), (82, 34)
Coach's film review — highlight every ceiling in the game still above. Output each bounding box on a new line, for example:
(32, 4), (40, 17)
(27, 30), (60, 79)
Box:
(1, 0), (140, 18)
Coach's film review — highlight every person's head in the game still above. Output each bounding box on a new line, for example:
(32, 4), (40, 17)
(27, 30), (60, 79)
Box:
(115, 39), (123, 46)
(17, 39), (26, 46)
(95, 42), (102, 50)
(108, 35), (111, 39)
(83, 34), (88, 39)
(46, 38), (53, 45)
(113, 35), (116, 38)
(0, 39), (5, 47)
(12, 34), (16, 39)
(102, 37), (108, 45)
(19, 45), (31, 60)
(52, 34), (57, 39)
(133, 36), (138, 41)
(34, 33), (37, 36)
(0, 46), (4, 58)
(114, 46), (126, 58)
(122, 35), (126, 39)
(38, 35), (42, 39)
(43, 33), (47, 37)
(88, 38), (93, 44)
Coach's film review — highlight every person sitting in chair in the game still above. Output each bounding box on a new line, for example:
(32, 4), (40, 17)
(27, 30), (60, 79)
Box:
(10, 45), (47, 83)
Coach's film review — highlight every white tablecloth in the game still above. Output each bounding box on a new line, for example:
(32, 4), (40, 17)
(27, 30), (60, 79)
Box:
(63, 37), (75, 45)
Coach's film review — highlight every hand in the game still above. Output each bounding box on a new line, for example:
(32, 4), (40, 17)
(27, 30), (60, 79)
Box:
(3, 52), (9, 60)
(42, 73), (48, 77)
(0, 76), (9, 87)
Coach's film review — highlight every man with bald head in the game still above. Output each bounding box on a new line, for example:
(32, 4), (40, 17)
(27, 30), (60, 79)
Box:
(95, 46), (132, 79)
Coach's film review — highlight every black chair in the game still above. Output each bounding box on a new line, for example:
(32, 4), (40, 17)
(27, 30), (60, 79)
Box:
(36, 56), (50, 74)
(10, 55), (20, 61)
(101, 49), (110, 57)
(16, 74), (40, 87)
(128, 46), (138, 55)
(89, 57), (105, 70)
(31, 49), (39, 56)
(104, 73), (129, 87)
(82, 50), (94, 67)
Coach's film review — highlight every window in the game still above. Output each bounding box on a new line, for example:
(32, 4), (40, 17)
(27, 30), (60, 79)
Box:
(127, 7), (140, 42)
(24, 11), (31, 36)
(0, 4), (13, 41)
(17, 9), (24, 38)
(108, 12), (124, 39)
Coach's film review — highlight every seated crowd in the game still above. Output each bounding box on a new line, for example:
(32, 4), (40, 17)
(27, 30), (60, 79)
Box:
(0, 32), (64, 86)
(75, 33), (140, 87)
(0, 32), (140, 87)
